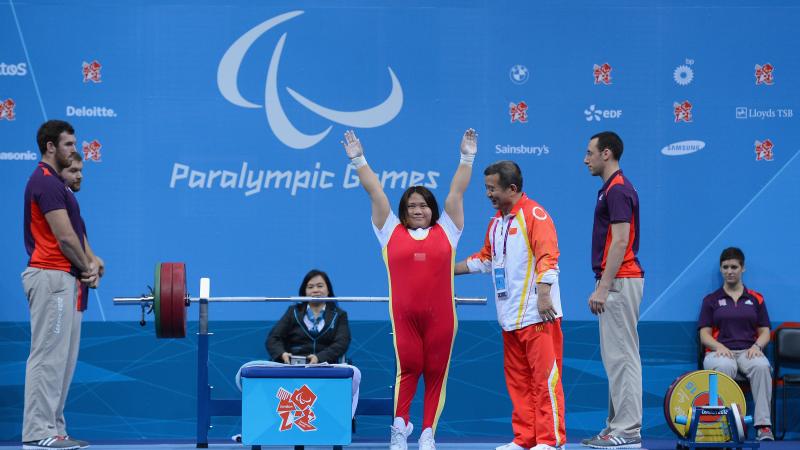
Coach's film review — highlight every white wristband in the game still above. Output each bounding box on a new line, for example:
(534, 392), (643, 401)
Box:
(459, 153), (475, 166)
(350, 155), (367, 169)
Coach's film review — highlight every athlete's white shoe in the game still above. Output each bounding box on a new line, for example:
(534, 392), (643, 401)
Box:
(389, 417), (414, 450)
(496, 442), (528, 450)
(418, 427), (436, 450)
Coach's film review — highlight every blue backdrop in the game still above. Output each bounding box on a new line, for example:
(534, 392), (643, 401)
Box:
(2, 2), (800, 317)
(2, 0), (800, 443)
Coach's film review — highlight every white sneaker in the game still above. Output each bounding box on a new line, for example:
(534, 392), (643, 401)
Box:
(390, 417), (414, 450)
(531, 445), (564, 450)
(496, 442), (527, 450)
(419, 427), (436, 450)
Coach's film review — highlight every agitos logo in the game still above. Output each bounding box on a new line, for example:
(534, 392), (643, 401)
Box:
(217, 11), (403, 149)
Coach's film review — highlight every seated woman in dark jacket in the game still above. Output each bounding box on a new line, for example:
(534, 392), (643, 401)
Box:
(266, 269), (351, 364)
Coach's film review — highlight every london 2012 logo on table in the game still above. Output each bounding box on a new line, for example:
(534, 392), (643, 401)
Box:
(276, 385), (318, 432)
(217, 11), (403, 150)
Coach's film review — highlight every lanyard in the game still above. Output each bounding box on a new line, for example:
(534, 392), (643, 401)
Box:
(491, 215), (514, 262)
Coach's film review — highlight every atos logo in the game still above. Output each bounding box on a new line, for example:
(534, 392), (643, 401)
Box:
(593, 63), (612, 85)
(82, 60), (102, 83)
(217, 11), (403, 149)
(0, 98), (16, 121)
(0, 62), (27, 76)
(755, 63), (774, 85)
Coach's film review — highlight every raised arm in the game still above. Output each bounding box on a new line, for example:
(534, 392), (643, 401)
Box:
(444, 128), (477, 230)
(342, 130), (391, 229)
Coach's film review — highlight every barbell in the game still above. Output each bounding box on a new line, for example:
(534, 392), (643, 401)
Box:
(114, 262), (488, 339)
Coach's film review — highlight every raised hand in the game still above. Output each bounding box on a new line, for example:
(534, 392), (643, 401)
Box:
(342, 129), (364, 159)
(461, 128), (478, 156)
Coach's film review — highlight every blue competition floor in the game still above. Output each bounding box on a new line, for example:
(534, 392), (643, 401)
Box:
(0, 441), (797, 449)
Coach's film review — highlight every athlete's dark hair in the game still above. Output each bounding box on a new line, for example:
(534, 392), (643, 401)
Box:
(398, 186), (439, 228)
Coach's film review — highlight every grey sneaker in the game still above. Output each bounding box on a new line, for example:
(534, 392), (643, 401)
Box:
(581, 434), (606, 446)
(22, 436), (80, 449)
(756, 426), (774, 441)
(586, 434), (642, 449)
(62, 436), (88, 448)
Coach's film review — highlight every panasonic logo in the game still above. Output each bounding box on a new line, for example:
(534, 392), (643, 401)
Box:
(661, 140), (705, 156)
(0, 151), (38, 161)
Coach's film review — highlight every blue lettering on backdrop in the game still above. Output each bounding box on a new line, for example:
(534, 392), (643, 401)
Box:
(1, 0), (799, 322)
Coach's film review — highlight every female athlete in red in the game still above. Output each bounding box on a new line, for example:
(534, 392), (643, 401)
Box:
(343, 129), (476, 450)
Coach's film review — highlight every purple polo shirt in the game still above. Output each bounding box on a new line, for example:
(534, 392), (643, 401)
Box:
(591, 170), (643, 279)
(698, 286), (770, 350)
(23, 162), (86, 276)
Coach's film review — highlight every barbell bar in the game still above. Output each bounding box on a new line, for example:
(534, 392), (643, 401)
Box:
(115, 263), (487, 339)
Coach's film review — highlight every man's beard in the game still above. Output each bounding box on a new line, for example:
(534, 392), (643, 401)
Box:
(55, 151), (73, 171)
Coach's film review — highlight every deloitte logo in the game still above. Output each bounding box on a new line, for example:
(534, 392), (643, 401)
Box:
(661, 140), (705, 156)
(66, 105), (117, 117)
(0, 62), (27, 76)
(217, 11), (403, 149)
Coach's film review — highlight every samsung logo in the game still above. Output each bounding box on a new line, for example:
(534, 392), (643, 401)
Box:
(661, 140), (705, 156)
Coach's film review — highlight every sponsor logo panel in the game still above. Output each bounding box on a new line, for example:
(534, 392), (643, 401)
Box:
(585, 104), (622, 122)
(0, 62), (27, 76)
(495, 144), (550, 156)
(661, 140), (705, 156)
(509, 64), (529, 85)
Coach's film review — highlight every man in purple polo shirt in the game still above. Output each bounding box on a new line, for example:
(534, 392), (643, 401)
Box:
(22, 120), (98, 450)
(582, 131), (644, 449)
(699, 247), (773, 441)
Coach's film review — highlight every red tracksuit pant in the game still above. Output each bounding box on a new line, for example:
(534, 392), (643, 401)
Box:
(503, 319), (566, 448)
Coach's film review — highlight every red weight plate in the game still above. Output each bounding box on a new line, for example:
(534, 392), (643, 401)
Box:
(159, 263), (175, 338)
(171, 262), (187, 338)
(663, 372), (689, 438)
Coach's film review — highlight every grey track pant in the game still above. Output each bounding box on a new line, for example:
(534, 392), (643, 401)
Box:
(703, 350), (772, 426)
(598, 277), (644, 439)
(21, 267), (82, 442)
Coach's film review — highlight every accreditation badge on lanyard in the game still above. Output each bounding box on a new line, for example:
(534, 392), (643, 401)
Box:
(492, 216), (513, 301)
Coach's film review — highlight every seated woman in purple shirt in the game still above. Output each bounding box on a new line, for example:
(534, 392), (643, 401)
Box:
(698, 247), (773, 441)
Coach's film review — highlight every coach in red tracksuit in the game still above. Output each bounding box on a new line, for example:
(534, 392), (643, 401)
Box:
(343, 128), (477, 450)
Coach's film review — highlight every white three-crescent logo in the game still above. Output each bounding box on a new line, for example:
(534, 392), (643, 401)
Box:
(217, 11), (403, 150)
